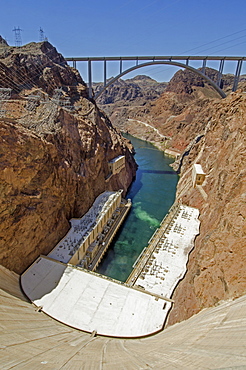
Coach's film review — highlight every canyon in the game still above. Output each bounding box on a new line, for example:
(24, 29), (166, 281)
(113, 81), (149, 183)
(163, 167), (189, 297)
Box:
(0, 38), (245, 330)
(98, 68), (246, 325)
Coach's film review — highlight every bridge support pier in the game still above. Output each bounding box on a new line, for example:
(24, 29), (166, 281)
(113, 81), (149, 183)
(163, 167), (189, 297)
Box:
(104, 60), (107, 87)
(232, 59), (243, 92)
(202, 59), (207, 74)
(217, 59), (225, 87)
(88, 60), (93, 98)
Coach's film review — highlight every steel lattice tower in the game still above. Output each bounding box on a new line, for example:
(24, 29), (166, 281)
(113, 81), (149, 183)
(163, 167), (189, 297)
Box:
(13, 27), (22, 47)
(39, 27), (44, 42)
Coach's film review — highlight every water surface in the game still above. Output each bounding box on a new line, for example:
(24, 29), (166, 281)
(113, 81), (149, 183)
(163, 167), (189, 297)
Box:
(97, 134), (178, 281)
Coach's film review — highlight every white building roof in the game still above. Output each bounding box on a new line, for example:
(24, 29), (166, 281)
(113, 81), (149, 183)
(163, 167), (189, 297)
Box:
(109, 155), (125, 163)
(193, 163), (205, 174)
(47, 191), (121, 263)
(134, 205), (200, 297)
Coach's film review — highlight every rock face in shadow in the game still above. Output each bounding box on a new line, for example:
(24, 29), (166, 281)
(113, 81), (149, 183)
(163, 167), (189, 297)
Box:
(94, 75), (167, 133)
(0, 41), (137, 274)
(94, 75), (167, 105)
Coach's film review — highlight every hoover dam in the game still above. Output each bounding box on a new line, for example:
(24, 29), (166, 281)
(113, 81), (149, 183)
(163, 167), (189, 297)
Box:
(1, 268), (246, 368)
(0, 39), (245, 369)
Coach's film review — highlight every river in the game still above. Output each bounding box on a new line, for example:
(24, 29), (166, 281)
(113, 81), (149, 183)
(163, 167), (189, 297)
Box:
(97, 134), (178, 282)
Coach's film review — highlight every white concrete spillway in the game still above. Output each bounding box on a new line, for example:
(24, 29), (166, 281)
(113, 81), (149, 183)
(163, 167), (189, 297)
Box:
(133, 205), (200, 298)
(21, 258), (167, 337)
(21, 203), (200, 338)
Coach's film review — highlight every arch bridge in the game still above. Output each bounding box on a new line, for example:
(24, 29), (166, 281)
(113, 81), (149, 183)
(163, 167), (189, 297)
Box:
(65, 56), (245, 99)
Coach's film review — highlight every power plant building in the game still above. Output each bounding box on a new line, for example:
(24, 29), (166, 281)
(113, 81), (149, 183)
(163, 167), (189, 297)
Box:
(192, 163), (206, 187)
(47, 190), (128, 268)
(108, 155), (125, 175)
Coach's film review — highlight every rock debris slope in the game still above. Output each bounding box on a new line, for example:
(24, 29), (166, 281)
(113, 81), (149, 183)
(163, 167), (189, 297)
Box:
(0, 40), (136, 274)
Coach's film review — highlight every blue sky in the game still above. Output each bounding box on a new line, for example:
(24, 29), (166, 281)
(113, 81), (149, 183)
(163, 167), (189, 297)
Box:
(1, 0), (246, 82)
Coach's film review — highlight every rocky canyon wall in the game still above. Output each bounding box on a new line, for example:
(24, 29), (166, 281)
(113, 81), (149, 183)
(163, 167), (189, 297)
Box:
(167, 92), (246, 324)
(98, 68), (246, 324)
(0, 41), (136, 274)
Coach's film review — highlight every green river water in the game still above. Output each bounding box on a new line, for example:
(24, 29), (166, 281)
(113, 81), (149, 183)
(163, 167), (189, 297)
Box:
(97, 134), (178, 282)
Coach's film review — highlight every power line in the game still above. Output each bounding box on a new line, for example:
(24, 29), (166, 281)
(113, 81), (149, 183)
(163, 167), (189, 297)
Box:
(125, 28), (246, 81)
(0, 43), (79, 120)
(210, 40), (246, 55)
(0, 88), (11, 117)
(0, 44), (66, 93)
(181, 28), (246, 55)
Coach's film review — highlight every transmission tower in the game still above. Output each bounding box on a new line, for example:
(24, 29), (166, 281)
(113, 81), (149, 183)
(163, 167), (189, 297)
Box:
(60, 96), (74, 111)
(39, 27), (45, 42)
(52, 88), (63, 105)
(13, 27), (22, 47)
(25, 93), (42, 112)
(0, 88), (12, 117)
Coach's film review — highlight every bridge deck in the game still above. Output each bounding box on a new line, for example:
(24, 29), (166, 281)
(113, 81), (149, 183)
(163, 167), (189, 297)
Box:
(65, 55), (245, 99)
(66, 55), (245, 62)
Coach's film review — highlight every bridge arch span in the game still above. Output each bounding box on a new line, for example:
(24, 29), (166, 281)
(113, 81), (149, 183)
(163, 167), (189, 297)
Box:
(94, 60), (226, 100)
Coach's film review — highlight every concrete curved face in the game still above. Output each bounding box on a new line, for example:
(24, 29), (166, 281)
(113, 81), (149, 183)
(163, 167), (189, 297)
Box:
(20, 257), (170, 338)
(94, 61), (227, 100)
(1, 266), (246, 369)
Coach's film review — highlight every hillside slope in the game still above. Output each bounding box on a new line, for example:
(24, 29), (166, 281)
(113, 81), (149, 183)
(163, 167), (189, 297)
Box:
(93, 75), (167, 130)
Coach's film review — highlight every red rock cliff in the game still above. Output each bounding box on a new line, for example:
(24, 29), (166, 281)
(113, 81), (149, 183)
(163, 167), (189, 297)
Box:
(136, 71), (246, 324)
(0, 41), (136, 274)
(167, 92), (246, 324)
(102, 67), (246, 324)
